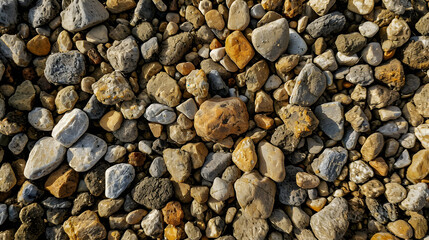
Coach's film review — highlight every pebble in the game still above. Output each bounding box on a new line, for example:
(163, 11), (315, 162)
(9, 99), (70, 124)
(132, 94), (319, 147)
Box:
(287, 28), (308, 55)
(0, 0), (18, 30)
(415, 124), (429, 149)
(233, 210), (269, 240)
(311, 146), (348, 182)
(210, 177), (234, 201)
(208, 70), (229, 97)
(278, 166), (308, 206)
(176, 98), (198, 120)
(44, 51), (86, 85)
(113, 119), (138, 142)
(385, 183), (407, 204)
(348, 0), (374, 15)
(105, 145), (127, 163)
(8, 80), (35, 111)
(382, 0), (411, 15)
(55, 86), (78, 114)
(106, 0), (136, 13)
(361, 133), (384, 161)
(345, 105), (370, 132)
(374, 58), (405, 90)
(349, 160), (374, 184)
(252, 18), (289, 61)
(306, 11), (346, 38)
(163, 148), (191, 183)
(159, 32), (193, 65)
(314, 49), (338, 71)
(228, 0), (250, 30)
(335, 32), (367, 56)
(257, 140), (286, 182)
(63, 210), (107, 240)
(86, 25), (109, 44)
(92, 71), (135, 105)
(105, 163), (135, 199)
(67, 133), (107, 172)
(0, 34), (31, 67)
(359, 21), (379, 38)
(383, 19), (410, 51)
(0, 204), (7, 225)
(290, 63), (326, 106)
(377, 117), (408, 139)
(336, 52), (359, 66)
(361, 179), (385, 198)
(100, 110), (123, 132)
(52, 108), (89, 147)
(60, 0), (109, 32)
(201, 152), (232, 181)
(186, 69), (209, 98)
(26, 35), (51, 56)
(181, 142), (208, 169)
(309, 0), (335, 16)
(144, 103), (176, 125)
(44, 164), (78, 198)
(296, 172), (320, 189)
(147, 72), (181, 107)
(310, 198), (349, 240)
(0, 163), (16, 192)
(131, 177), (173, 209)
(28, 0), (60, 28)
(83, 95), (107, 120)
(400, 183), (429, 211)
(225, 31), (255, 69)
(315, 102), (345, 141)
(141, 209), (163, 237)
(107, 36), (139, 73)
(250, 4), (266, 18)
(387, 220), (413, 239)
(416, 13), (429, 36)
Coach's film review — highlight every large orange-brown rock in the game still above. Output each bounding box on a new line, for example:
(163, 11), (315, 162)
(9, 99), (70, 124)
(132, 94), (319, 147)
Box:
(225, 31), (255, 69)
(44, 164), (78, 198)
(162, 201), (184, 226)
(63, 210), (107, 240)
(194, 97), (249, 142)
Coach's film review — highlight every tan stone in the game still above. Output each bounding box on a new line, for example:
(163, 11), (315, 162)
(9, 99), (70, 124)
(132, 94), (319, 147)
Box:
(278, 104), (319, 138)
(232, 137), (257, 172)
(361, 133), (384, 161)
(194, 97), (249, 142)
(126, 209), (148, 225)
(100, 110), (123, 132)
(55, 86), (78, 114)
(162, 201), (184, 226)
(406, 149), (429, 183)
(347, 0), (374, 15)
(148, 122), (163, 138)
(106, 0), (136, 13)
(147, 72), (182, 107)
(63, 210), (107, 240)
(206, 10), (225, 31)
(0, 163), (16, 192)
(255, 91), (274, 113)
(408, 212), (428, 239)
(387, 220), (413, 239)
(257, 140), (285, 182)
(374, 59), (405, 90)
(254, 114), (274, 130)
(190, 186), (209, 203)
(58, 30), (73, 53)
(225, 31), (255, 69)
(176, 62), (195, 75)
(296, 172), (320, 189)
(369, 157), (389, 176)
(44, 164), (78, 198)
(180, 142), (208, 169)
(26, 35), (51, 56)
(306, 198), (327, 212)
(262, 0), (283, 10)
(186, 69), (209, 98)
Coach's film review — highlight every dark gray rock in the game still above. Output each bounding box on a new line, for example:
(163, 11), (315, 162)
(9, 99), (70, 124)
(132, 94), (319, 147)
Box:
(44, 51), (86, 85)
(28, 0), (60, 28)
(130, 0), (155, 26)
(278, 166), (307, 206)
(314, 102), (344, 141)
(306, 11), (346, 38)
(201, 152), (232, 182)
(208, 70), (229, 97)
(270, 124), (300, 152)
(83, 95), (107, 120)
(0, 0), (18, 30)
(84, 162), (109, 197)
(311, 146), (348, 182)
(131, 177), (174, 209)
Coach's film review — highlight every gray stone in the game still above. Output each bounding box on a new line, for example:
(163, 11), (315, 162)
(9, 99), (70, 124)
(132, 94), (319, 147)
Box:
(359, 21), (379, 38)
(140, 210), (163, 237)
(201, 152), (232, 182)
(42, 197), (72, 209)
(83, 95), (107, 119)
(24, 137), (66, 180)
(290, 63), (326, 106)
(113, 120), (138, 142)
(211, 177), (234, 201)
(18, 181), (43, 204)
(227, 0), (250, 31)
(163, 148), (191, 183)
(252, 18), (289, 61)
(394, 149), (411, 168)
(132, 22), (154, 42)
(28, 107), (54, 131)
(233, 210), (269, 240)
(400, 183), (429, 211)
(130, 0), (155, 26)
(131, 177), (173, 209)
(377, 117), (408, 138)
(366, 197), (388, 224)
(378, 106), (402, 121)
(315, 102), (344, 141)
(8, 133), (28, 155)
(269, 209), (293, 234)
(0, 34), (31, 67)
(367, 85), (399, 110)
(310, 197), (349, 240)
(107, 36), (140, 73)
(67, 133), (107, 172)
(159, 32), (193, 65)
(277, 166), (307, 206)
(0, 204), (8, 226)
(105, 163), (135, 199)
(140, 37), (158, 61)
(144, 103), (176, 125)
(311, 146), (348, 182)
(345, 64), (374, 86)
(176, 98), (198, 120)
(382, 0), (412, 15)
(0, 0), (18, 30)
(306, 12), (346, 38)
(60, 0), (109, 32)
(342, 127), (359, 150)
(44, 51), (86, 85)
(207, 70), (228, 97)
(52, 108), (89, 147)
(149, 157), (167, 178)
(250, 4), (265, 19)
(28, 0), (60, 28)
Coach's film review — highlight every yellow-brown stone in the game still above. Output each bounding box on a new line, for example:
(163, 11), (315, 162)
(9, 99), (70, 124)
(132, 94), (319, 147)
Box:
(369, 157), (389, 176)
(406, 149), (429, 184)
(254, 114), (274, 130)
(164, 224), (186, 240)
(205, 10), (225, 30)
(63, 210), (107, 240)
(387, 220), (413, 239)
(180, 142), (208, 169)
(370, 232), (398, 240)
(100, 110), (123, 132)
(283, 0), (304, 18)
(106, 0), (136, 13)
(26, 35), (51, 56)
(162, 201), (184, 226)
(176, 62), (195, 75)
(44, 164), (78, 198)
(232, 137), (257, 172)
(225, 31), (255, 69)
(278, 104), (319, 138)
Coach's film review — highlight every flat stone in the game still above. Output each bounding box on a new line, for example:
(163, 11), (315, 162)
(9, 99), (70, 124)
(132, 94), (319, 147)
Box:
(233, 210), (269, 240)
(44, 51), (86, 85)
(147, 72), (182, 107)
(306, 12), (346, 38)
(24, 137), (66, 180)
(92, 71), (135, 105)
(310, 197), (349, 240)
(159, 32), (193, 65)
(315, 102), (344, 141)
(131, 177), (173, 209)
(44, 164), (78, 198)
(52, 108), (89, 147)
(60, 0), (109, 32)
(67, 133), (107, 172)
(0, 34), (31, 67)
(105, 163), (135, 199)
(290, 63), (326, 106)
(144, 103), (176, 125)
(63, 210), (107, 240)
(201, 152), (232, 181)
(311, 146), (348, 182)
(252, 18), (289, 61)
(257, 140), (286, 182)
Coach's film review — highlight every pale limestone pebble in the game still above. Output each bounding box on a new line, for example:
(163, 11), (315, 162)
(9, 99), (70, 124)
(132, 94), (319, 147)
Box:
(251, 18), (290, 61)
(60, 0), (109, 32)
(163, 148), (191, 183)
(269, 208), (293, 234)
(359, 22), (379, 38)
(198, 44), (210, 58)
(347, 0), (374, 15)
(228, 0), (250, 31)
(28, 107), (54, 131)
(309, 0), (335, 16)
(361, 42), (383, 67)
(210, 47), (225, 62)
(385, 182), (407, 204)
(138, 140), (152, 155)
(141, 209), (163, 237)
(24, 137), (67, 180)
(401, 183), (429, 211)
(413, 84), (429, 118)
(313, 49), (338, 71)
(345, 105), (370, 132)
(185, 222), (202, 240)
(107, 36), (139, 73)
(377, 117), (408, 139)
(149, 157), (167, 178)
(113, 119), (138, 142)
(367, 85), (399, 110)
(92, 71), (135, 105)
(0, 163), (16, 192)
(378, 106), (402, 121)
(264, 75), (282, 91)
(287, 28), (308, 55)
(257, 140), (286, 182)
(104, 145), (127, 163)
(416, 124), (429, 149)
(394, 149), (411, 169)
(52, 108), (89, 147)
(140, 37), (158, 61)
(67, 133), (107, 172)
(144, 103), (176, 125)
(399, 133), (416, 149)
(8, 133), (28, 155)
(198, 0), (212, 14)
(86, 25), (109, 44)
(349, 160), (374, 184)
(105, 163), (135, 199)
(57, 30), (72, 53)
(382, 18), (411, 51)
(335, 52), (359, 66)
(0, 34), (31, 67)
(233, 210), (269, 240)
(210, 177), (234, 201)
(382, 0), (412, 15)
(176, 98), (198, 120)
(55, 86), (79, 114)
(310, 197), (349, 240)
(120, 99), (146, 120)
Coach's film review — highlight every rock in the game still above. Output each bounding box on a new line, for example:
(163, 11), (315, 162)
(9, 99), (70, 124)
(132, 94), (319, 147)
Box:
(44, 51), (86, 85)
(245, 60), (270, 92)
(8, 80), (35, 111)
(314, 49), (338, 71)
(232, 137), (258, 172)
(309, 0), (335, 15)
(0, 0), (18, 31)
(86, 25), (108, 44)
(225, 31), (255, 69)
(60, 0), (109, 32)
(52, 108), (89, 147)
(210, 177), (234, 201)
(147, 72), (181, 107)
(347, 0), (374, 14)
(0, 163), (16, 192)
(382, 0), (411, 15)
(278, 104), (319, 138)
(24, 137), (66, 180)
(162, 201), (184, 226)
(278, 166), (307, 206)
(283, 0), (304, 18)
(367, 85), (399, 109)
(387, 220), (413, 239)
(201, 152), (232, 181)
(383, 19), (410, 51)
(106, 0), (136, 13)
(413, 84), (429, 117)
(26, 35), (51, 56)
(335, 32), (366, 56)
(346, 64), (374, 86)
(63, 210), (107, 240)
(181, 142), (208, 169)
(67, 133), (107, 172)
(29, 0), (60, 28)
(159, 32), (193, 65)
(55, 86), (78, 114)
(406, 149), (429, 183)
(269, 209), (293, 234)
(107, 36), (139, 73)
(144, 103), (176, 125)
(311, 147), (348, 182)
(185, 222), (202, 240)
(252, 18), (289, 61)
(385, 182), (407, 204)
(228, 0), (250, 30)
(359, 21), (379, 38)
(105, 163), (135, 199)
(0, 34), (31, 67)
(206, 10), (225, 30)
(345, 105), (370, 132)
(233, 210), (269, 240)
(408, 212), (428, 239)
(361, 133), (384, 161)
(0, 204), (7, 225)
(374, 59), (405, 90)
(376, 117), (408, 138)
(257, 140), (286, 182)
(83, 162), (108, 196)
(163, 149), (191, 183)
(287, 28), (308, 55)
(130, 0), (155, 26)
(306, 12), (346, 38)
(100, 110), (123, 132)
(186, 69), (209, 98)
(401, 183), (429, 211)
(416, 13), (429, 35)
(44, 164), (78, 198)
(176, 98), (198, 120)
(92, 71), (135, 105)
(349, 160), (374, 184)
(141, 209), (163, 237)
(112, 119), (138, 142)
(310, 198), (349, 240)
(131, 177), (173, 209)
(207, 70), (229, 97)
(400, 37), (429, 70)
(290, 63), (326, 106)
(362, 42), (383, 66)
(98, 198), (124, 218)
(185, 5), (204, 28)
(194, 97), (249, 142)
(315, 102), (344, 140)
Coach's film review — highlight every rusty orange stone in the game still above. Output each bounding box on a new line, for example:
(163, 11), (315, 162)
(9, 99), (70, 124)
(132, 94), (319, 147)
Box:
(128, 152), (146, 167)
(176, 62), (195, 75)
(383, 49), (396, 60)
(369, 157), (389, 176)
(162, 201), (184, 226)
(254, 114), (274, 129)
(26, 35), (51, 56)
(225, 31), (255, 69)
(164, 224), (186, 240)
(370, 232), (398, 240)
(44, 164), (78, 198)
(210, 38), (223, 50)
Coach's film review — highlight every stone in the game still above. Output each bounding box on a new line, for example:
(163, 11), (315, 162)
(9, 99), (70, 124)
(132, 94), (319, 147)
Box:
(310, 198), (349, 240)
(374, 59), (405, 90)
(144, 103), (176, 125)
(278, 166), (307, 206)
(131, 177), (173, 209)
(361, 179), (385, 198)
(367, 85), (399, 109)
(105, 163), (134, 199)
(67, 133), (107, 172)
(283, 0), (304, 18)
(383, 19), (410, 51)
(400, 37), (429, 70)
(185, 5), (204, 28)
(416, 13), (429, 35)
(45, 165), (78, 198)
(233, 210), (269, 240)
(278, 104), (319, 138)
(406, 149), (429, 183)
(55, 86), (78, 114)
(141, 210), (163, 237)
(314, 49), (338, 71)
(269, 209), (293, 234)
(376, 117), (408, 138)
(98, 198), (124, 218)
(52, 108), (89, 147)
(28, 0), (60, 27)
(359, 21), (379, 38)
(252, 18), (289, 61)
(0, 34), (31, 67)
(287, 28), (308, 55)
(401, 183), (429, 211)
(349, 160), (374, 184)
(92, 71), (135, 105)
(8, 80), (36, 111)
(0, 204), (7, 225)
(162, 201), (184, 226)
(387, 220), (413, 239)
(24, 137), (66, 180)
(257, 140), (286, 182)
(159, 32), (193, 65)
(118, 98), (145, 121)
(0, 0), (17, 31)
(225, 31), (255, 69)
(201, 152), (232, 181)
(206, 216), (225, 238)
(210, 177), (234, 201)
(163, 149), (191, 183)
(335, 32), (366, 56)
(382, 0), (411, 15)
(106, 0), (136, 13)
(63, 210), (107, 240)
(336, 52), (359, 66)
(194, 97), (249, 142)
(44, 51), (86, 85)
(60, 0), (109, 32)
(185, 222), (202, 240)
(186, 69), (209, 98)
(0, 163), (16, 192)
(413, 84), (429, 118)
(147, 72), (181, 107)
(26, 35), (51, 56)
(361, 42), (383, 66)
(361, 133), (384, 161)
(87, 25), (108, 44)
(181, 142), (208, 169)
(385, 182), (407, 204)
(107, 36), (139, 73)
(345, 105), (370, 132)
(309, 0), (335, 16)
(112, 119), (138, 142)
(100, 110), (123, 132)
(311, 147), (348, 182)
(206, 10), (225, 30)
(346, 64), (374, 86)
(176, 98), (198, 120)
(83, 95), (107, 120)
(228, 0), (250, 30)
(0, 111), (26, 136)
(245, 60), (270, 92)
(8, 133), (27, 155)
(408, 213), (428, 239)
(347, 0), (374, 15)
(306, 12), (346, 38)
(232, 137), (257, 172)
(290, 63), (326, 106)
(315, 102), (344, 141)
(28, 107), (54, 131)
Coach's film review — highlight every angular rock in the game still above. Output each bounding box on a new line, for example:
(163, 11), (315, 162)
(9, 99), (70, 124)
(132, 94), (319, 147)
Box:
(92, 71), (135, 105)
(314, 102), (344, 141)
(0, 34), (31, 67)
(252, 18), (289, 61)
(233, 210), (269, 240)
(311, 146), (348, 182)
(345, 64), (374, 86)
(105, 163), (135, 199)
(67, 133), (107, 172)
(107, 36), (139, 73)
(159, 32), (193, 65)
(306, 12), (346, 38)
(131, 177), (173, 209)
(232, 137), (257, 172)
(225, 31), (255, 69)
(277, 165), (308, 206)
(0, 0), (18, 30)
(8, 80), (35, 111)
(310, 198), (349, 240)
(335, 32), (367, 56)
(147, 72), (182, 107)
(290, 63), (326, 106)
(60, 0), (109, 32)
(63, 210), (107, 240)
(163, 149), (191, 183)
(374, 59), (405, 90)
(257, 140), (286, 182)
(141, 209), (163, 237)
(44, 51), (86, 85)
(28, 0), (60, 28)
(0, 163), (16, 192)
(44, 164), (79, 198)
(361, 132), (384, 161)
